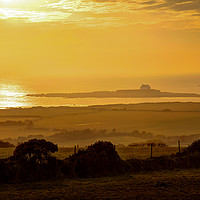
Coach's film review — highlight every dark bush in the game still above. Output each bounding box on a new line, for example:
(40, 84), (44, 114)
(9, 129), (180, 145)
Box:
(141, 156), (176, 171)
(181, 139), (200, 155)
(13, 139), (58, 164)
(126, 158), (141, 172)
(62, 141), (127, 178)
(0, 139), (60, 183)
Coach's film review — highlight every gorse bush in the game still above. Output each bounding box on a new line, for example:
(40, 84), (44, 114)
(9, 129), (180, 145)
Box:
(0, 139), (59, 183)
(181, 139), (200, 155)
(13, 139), (58, 164)
(62, 141), (127, 178)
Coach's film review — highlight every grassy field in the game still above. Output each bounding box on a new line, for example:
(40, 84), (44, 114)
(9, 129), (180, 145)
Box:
(116, 146), (185, 160)
(0, 169), (200, 199)
(1, 102), (200, 139)
(0, 146), (185, 160)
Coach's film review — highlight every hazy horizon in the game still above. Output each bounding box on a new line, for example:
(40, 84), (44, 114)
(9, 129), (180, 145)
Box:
(1, 74), (200, 94)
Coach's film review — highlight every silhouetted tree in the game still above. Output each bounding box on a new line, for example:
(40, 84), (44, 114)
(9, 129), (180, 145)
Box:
(13, 139), (58, 164)
(112, 128), (116, 134)
(180, 139), (200, 156)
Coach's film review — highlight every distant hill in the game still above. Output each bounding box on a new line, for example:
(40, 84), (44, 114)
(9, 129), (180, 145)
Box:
(0, 120), (33, 127)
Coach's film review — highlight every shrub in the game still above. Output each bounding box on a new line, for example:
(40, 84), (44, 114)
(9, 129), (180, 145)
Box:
(13, 139), (58, 164)
(181, 139), (200, 155)
(62, 141), (127, 177)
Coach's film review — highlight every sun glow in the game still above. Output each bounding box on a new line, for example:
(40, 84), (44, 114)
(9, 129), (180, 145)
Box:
(1, 0), (19, 5)
(0, 83), (30, 108)
(1, 0), (28, 4)
(2, 0), (13, 3)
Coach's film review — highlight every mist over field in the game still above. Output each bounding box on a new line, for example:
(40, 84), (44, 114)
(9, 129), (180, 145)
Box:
(0, 102), (200, 148)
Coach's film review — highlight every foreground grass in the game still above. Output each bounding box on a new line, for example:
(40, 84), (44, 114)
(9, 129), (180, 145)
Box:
(0, 169), (200, 199)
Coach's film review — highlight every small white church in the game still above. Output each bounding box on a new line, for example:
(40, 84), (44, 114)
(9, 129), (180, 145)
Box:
(140, 84), (151, 90)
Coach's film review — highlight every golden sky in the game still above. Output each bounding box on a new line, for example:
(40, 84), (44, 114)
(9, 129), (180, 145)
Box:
(0, 0), (200, 92)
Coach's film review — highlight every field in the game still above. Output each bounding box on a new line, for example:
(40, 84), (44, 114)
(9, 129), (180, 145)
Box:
(0, 146), (185, 160)
(0, 169), (200, 199)
(116, 146), (185, 160)
(1, 102), (200, 142)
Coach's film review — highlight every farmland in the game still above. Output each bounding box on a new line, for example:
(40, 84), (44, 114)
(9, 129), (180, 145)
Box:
(0, 169), (200, 199)
(1, 103), (200, 145)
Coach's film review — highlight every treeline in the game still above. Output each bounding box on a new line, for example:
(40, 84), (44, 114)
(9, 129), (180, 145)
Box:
(3, 128), (200, 146)
(46, 129), (154, 144)
(3, 129), (153, 146)
(155, 134), (200, 146)
(4, 134), (45, 145)
(128, 139), (167, 147)
(0, 140), (14, 148)
(0, 120), (33, 127)
(1, 139), (200, 183)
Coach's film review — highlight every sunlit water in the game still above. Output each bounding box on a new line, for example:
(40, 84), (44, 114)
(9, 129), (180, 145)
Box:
(0, 82), (31, 108)
(1, 82), (200, 109)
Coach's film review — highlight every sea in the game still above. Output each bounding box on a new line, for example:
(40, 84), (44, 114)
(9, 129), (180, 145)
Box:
(1, 81), (200, 109)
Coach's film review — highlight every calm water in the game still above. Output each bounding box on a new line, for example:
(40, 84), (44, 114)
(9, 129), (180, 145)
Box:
(1, 82), (200, 109)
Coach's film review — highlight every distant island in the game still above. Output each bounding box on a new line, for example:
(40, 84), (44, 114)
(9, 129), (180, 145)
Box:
(27, 84), (200, 98)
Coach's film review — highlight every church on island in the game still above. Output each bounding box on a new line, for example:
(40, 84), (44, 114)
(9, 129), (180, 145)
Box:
(116, 84), (161, 97)
(140, 84), (151, 90)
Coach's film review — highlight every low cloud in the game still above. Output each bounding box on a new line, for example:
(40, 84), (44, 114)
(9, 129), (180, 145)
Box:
(0, 0), (199, 30)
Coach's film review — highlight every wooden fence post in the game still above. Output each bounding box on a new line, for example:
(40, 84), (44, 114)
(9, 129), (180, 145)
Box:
(178, 140), (181, 154)
(150, 144), (153, 159)
(74, 145), (76, 154)
(77, 145), (79, 152)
